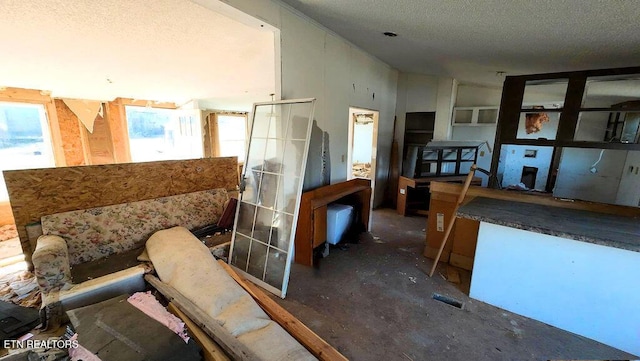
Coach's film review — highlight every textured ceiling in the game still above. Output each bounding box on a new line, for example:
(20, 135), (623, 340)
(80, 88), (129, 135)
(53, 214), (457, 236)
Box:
(280, 0), (640, 85)
(0, 0), (275, 106)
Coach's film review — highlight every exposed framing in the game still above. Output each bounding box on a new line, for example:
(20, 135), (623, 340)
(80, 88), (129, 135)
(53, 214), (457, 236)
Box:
(202, 111), (248, 158)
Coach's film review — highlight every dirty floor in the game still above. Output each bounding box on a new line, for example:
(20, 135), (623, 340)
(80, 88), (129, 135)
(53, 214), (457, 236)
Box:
(274, 208), (637, 361)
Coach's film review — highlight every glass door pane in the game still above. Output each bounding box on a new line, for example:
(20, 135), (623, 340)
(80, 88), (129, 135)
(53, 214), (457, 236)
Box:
(229, 99), (315, 297)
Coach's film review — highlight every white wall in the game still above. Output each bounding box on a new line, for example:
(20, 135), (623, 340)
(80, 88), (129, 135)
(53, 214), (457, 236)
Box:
(616, 151), (640, 206)
(500, 145), (554, 190)
(471, 222), (640, 356)
(553, 107), (637, 205)
(554, 148), (628, 204)
(201, 0), (399, 207)
(394, 73), (439, 168)
(434, 77), (457, 141)
(455, 83), (502, 107)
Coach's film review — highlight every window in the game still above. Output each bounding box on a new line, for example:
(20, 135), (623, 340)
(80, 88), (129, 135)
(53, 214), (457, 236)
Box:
(0, 102), (55, 200)
(126, 106), (203, 162)
(217, 114), (247, 162)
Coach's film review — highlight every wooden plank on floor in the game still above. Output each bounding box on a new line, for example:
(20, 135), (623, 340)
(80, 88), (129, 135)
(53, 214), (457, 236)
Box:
(167, 302), (230, 361)
(144, 274), (259, 361)
(218, 260), (349, 361)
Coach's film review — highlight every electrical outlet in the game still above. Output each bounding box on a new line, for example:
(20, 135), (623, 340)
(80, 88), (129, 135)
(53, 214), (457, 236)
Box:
(437, 213), (444, 232)
(480, 150), (485, 157)
(399, 188), (406, 195)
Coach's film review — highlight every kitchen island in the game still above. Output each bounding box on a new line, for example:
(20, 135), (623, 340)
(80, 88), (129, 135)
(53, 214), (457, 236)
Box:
(458, 196), (640, 356)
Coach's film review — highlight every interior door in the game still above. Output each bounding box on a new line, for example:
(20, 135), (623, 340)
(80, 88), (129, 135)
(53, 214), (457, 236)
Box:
(229, 98), (316, 297)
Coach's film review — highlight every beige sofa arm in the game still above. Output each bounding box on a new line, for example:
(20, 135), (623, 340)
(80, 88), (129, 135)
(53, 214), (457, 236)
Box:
(32, 235), (72, 293)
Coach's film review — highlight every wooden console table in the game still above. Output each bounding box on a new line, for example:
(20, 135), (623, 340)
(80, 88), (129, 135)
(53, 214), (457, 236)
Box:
(294, 179), (371, 266)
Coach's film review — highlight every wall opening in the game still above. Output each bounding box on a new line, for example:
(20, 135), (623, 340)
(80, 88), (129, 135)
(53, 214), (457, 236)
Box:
(347, 107), (378, 181)
(520, 166), (538, 189)
(347, 107), (378, 227)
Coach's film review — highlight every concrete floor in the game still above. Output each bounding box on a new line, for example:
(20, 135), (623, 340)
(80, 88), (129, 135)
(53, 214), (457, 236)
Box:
(275, 208), (637, 361)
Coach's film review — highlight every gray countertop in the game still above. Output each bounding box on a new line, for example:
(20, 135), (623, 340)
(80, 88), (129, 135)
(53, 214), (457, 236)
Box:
(457, 197), (640, 253)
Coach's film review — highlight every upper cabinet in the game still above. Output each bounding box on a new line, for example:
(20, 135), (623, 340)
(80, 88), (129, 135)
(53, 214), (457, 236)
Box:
(452, 106), (498, 126)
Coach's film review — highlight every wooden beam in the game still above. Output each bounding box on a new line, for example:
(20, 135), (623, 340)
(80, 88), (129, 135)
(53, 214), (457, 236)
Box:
(44, 99), (67, 167)
(107, 101), (132, 163)
(167, 302), (231, 361)
(0, 87), (52, 104)
(218, 260), (349, 361)
(114, 97), (177, 109)
(145, 275), (260, 361)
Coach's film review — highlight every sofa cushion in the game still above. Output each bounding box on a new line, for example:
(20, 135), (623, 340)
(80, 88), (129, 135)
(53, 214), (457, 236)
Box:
(41, 188), (229, 265)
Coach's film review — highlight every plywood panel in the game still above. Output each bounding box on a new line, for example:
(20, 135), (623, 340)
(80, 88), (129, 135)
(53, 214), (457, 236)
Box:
(450, 217), (480, 271)
(424, 199), (456, 262)
(54, 99), (89, 166)
(86, 113), (115, 165)
(4, 157), (238, 263)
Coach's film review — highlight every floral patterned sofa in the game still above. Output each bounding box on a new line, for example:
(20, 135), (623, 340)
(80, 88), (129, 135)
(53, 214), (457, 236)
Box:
(32, 188), (230, 312)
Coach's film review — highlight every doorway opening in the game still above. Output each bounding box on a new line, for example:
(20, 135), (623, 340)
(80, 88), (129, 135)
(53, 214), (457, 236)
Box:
(347, 107), (378, 198)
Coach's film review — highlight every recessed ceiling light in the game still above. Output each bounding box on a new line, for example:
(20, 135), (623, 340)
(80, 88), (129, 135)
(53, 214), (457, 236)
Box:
(383, 31), (397, 37)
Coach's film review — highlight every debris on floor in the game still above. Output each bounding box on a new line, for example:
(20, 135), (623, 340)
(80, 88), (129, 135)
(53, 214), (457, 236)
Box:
(0, 224), (18, 242)
(446, 266), (461, 284)
(352, 162), (371, 179)
(67, 294), (201, 361)
(127, 291), (189, 343)
(0, 270), (41, 308)
(0, 300), (40, 341)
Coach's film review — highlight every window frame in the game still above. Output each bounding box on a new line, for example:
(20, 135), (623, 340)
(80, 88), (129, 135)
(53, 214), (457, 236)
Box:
(214, 113), (248, 162)
(0, 101), (57, 201)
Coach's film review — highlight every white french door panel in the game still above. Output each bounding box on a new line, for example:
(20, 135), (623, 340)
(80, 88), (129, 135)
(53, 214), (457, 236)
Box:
(229, 98), (316, 298)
